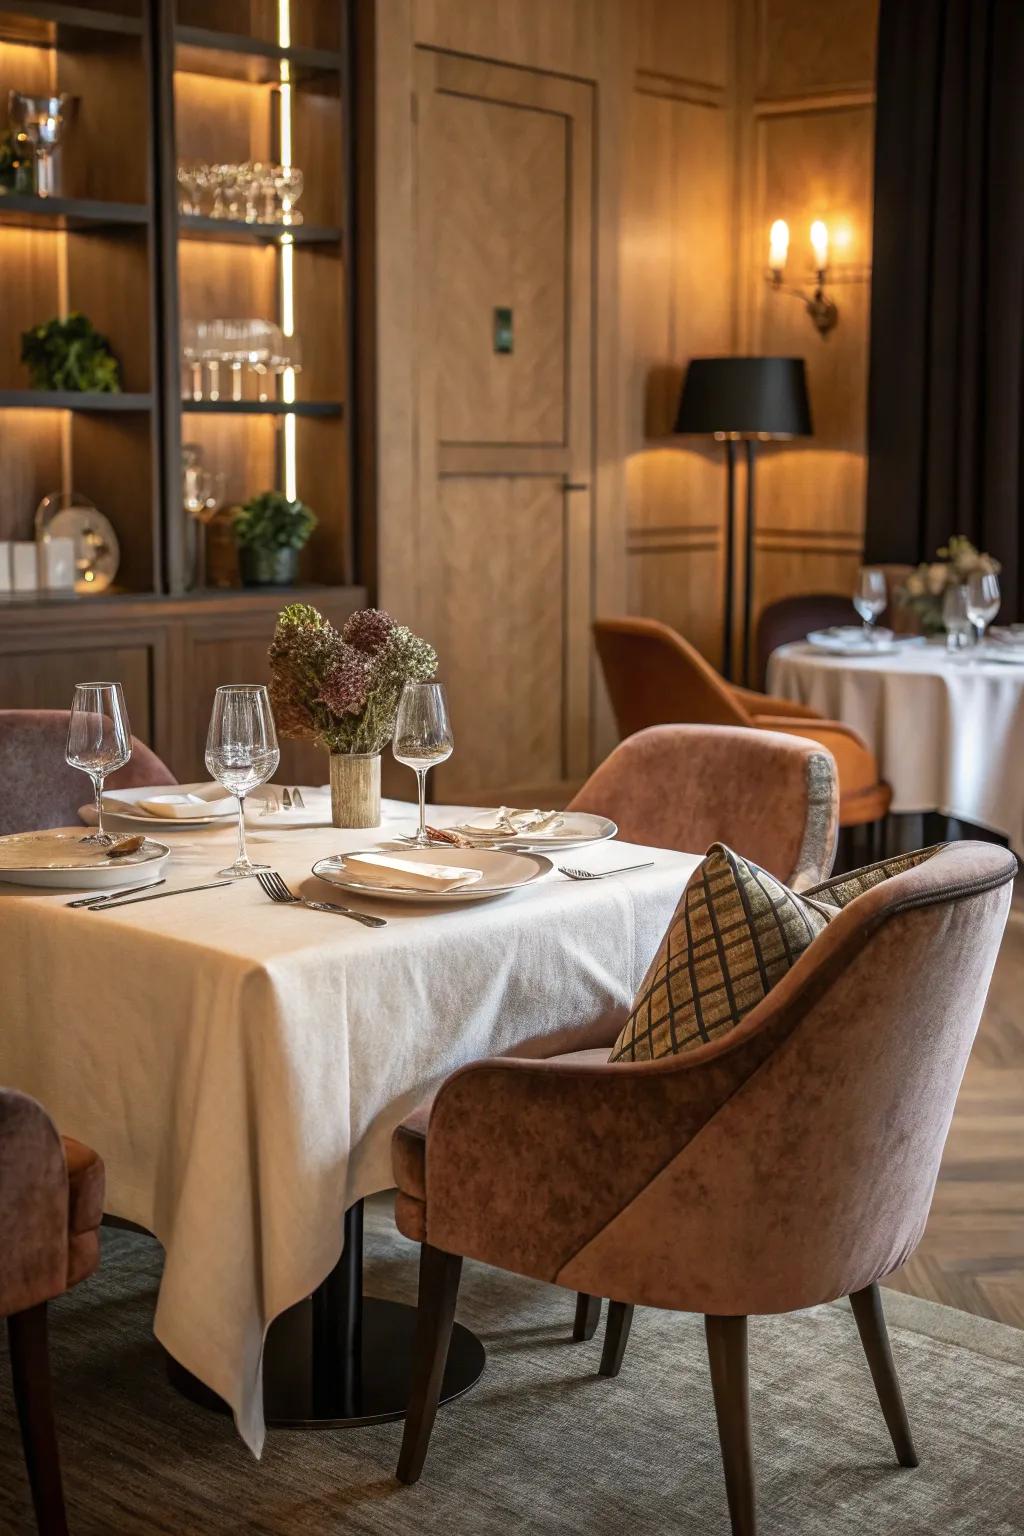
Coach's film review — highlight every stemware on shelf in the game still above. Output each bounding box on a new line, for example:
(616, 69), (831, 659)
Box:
(966, 570), (1001, 646)
(853, 567), (887, 641)
(177, 160), (306, 225)
(393, 682), (454, 849)
(8, 91), (77, 198)
(179, 319), (289, 402)
(182, 445), (227, 590)
(66, 682), (132, 846)
(205, 685), (280, 879)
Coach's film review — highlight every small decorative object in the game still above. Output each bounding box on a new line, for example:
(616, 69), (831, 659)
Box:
(897, 536), (1001, 635)
(182, 444), (226, 590)
(37, 535), (76, 591)
(35, 491), (120, 593)
(21, 312), (120, 393)
(7, 91), (77, 198)
(11, 542), (37, 593)
(0, 126), (35, 194)
(233, 490), (316, 587)
(268, 604), (438, 828)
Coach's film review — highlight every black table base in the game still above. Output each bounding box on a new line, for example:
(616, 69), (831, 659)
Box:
(166, 1200), (485, 1428)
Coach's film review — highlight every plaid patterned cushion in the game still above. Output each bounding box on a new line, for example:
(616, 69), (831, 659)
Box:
(802, 844), (946, 910)
(609, 844), (837, 1063)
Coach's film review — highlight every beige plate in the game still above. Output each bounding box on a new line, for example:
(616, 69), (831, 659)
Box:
(312, 846), (552, 903)
(0, 829), (170, 890)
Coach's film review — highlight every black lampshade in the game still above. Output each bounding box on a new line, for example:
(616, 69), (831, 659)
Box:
(674, 356), (812, 439)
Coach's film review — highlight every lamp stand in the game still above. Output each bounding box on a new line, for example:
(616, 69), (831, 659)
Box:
(719, 438), (758, 686)
(723, 439), (737, 681)
(742, 438), (757, 687)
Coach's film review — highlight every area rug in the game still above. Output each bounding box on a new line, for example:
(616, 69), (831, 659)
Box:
(2, 1198), (1023, 1535)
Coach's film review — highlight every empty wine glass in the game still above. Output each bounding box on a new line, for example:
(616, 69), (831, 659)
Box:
(278, 165), (304, 225)
(66, 682), (132, 846)
(942, 584), (972, 655)
(393, 682), (453, 848)
(853, 567), (887, 641)
(205, 685), (280, 878)
(966, 570), (1001, 646)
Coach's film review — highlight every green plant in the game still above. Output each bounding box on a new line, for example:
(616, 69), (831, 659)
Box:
(20, 312), (121, 392)
(232, 491), (317, 552)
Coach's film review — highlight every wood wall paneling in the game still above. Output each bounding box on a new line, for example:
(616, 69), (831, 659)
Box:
(755, 0), (878, 98)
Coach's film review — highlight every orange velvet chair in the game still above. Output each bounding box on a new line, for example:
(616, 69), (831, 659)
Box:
(593, 617), (890, 831)
(1, 1089), (105, 1535)
(390, 841), (1017, 1534)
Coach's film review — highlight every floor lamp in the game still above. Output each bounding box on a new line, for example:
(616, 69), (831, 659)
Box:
(674, 357), (813, 683)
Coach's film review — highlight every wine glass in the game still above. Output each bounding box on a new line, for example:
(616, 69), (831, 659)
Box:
(66, 682), (132, 846)
(853, 567), (887, 641)
(966, 570), (1001, 646)
(205, 685), (280, 878)
(942, 584), (972, 655)
(393, 682), (453, 848)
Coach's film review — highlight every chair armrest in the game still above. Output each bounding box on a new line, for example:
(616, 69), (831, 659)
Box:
(0, 1090), (69, 1316)
(752, 718), (881, 797)
(731, 685), (821, 721)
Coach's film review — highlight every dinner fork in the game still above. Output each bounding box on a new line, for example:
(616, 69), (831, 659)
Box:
(255, 870), (386, 927)
(558, 862), (655, 880)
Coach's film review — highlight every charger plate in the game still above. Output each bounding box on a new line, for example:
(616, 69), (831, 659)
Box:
(313, 847), (552, 904)
(0, 829), (170, 890)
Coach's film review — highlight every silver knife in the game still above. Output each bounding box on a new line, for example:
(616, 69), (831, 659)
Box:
(68, 879), (167, 909)
(89, 880), (233, 910)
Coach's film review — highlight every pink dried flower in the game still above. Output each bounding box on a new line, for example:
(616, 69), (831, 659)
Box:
(342, 607), (396, 655)
(318, 644), (370, 716)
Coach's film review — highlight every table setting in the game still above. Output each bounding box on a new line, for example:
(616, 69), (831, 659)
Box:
(0, 606), (698, 1456)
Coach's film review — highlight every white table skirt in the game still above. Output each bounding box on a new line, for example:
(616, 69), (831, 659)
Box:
(768, 642), (1024, 852)
(1, 800), (697, 1454)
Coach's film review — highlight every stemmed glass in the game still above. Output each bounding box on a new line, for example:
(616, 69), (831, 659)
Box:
(966, 571), (1001, 647)
(393, 682), (454, 848)
(205, 685), (280, 878)
(853, 567), (887, 642)
(65, 683), (132, 846)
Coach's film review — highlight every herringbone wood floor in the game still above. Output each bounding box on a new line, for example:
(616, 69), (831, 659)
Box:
(885, 899), (1024, 1327)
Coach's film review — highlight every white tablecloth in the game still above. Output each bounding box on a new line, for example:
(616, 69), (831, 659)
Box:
(0, 800), (697, 1454)
(768, 642), (1024, 851)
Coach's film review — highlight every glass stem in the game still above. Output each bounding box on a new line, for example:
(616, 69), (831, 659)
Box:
(94, 774), (105, 838)
(236, 795), (248, 866)
(417, 769), (427, 843)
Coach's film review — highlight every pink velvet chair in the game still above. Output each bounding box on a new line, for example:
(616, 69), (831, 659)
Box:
(1, 1089), (105, 1535)
(0, 709), (176, 836)
(391, 840), (1017, 1534)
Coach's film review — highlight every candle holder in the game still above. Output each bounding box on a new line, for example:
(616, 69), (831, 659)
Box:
(762, 218), (871, 338)
(8, 92), (78, 198)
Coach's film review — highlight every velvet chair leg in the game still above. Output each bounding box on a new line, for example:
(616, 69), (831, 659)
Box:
(705, 1315), (756, 1536)
(849, 1284), (919, 1468)
(7, 1302), (70, 1536)
(572, 1292), (602, 1341)
(599, 1302), (634, 1378)
(397, 1244), (463, 1485)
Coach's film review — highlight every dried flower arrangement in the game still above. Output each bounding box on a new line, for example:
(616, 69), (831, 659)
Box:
(897, 536), (1001, 634)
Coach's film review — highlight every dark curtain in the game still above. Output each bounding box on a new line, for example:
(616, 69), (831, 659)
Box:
(865, 0), (1024, 617)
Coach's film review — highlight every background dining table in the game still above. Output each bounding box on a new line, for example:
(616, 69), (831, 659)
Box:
(0, 799), (697, 1455)
(768, 640), (1024, 853)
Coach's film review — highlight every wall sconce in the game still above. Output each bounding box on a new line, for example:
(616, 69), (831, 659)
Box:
(766, 219), (839, 337)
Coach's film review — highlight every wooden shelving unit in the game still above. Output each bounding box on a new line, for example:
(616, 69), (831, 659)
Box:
(0, 0), (363, 778)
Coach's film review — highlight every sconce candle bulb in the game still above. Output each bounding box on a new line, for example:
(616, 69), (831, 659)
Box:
(768, 219), (789, 280)
(810, 219), (829, 275)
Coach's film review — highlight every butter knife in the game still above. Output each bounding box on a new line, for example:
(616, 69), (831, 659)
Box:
(89, 880), (233, 911)
(68, 879), (167, 909)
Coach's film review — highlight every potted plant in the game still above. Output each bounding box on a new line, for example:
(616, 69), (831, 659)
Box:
(268, 603), (437, 827)
(232, 491), (317, 587)
(21, 312), (121, 392)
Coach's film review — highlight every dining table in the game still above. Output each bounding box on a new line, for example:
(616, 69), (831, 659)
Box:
(0, 796), (698, 1456)
(767, 639), (1024, 853)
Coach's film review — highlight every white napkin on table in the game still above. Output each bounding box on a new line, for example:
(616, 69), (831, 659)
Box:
(127, 785), (236, 819)
(342, 853), (483, 892)
(448, 807), (565, 840)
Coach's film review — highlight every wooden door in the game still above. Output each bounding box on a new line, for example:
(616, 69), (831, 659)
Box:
(413, 51), (595, 803)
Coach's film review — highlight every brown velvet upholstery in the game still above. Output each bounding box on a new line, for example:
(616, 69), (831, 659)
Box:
(567, 725), (838, 890)
(0, 709), (176, 836)
(394, 841), (1015, 1310)
(593, 617), (892, 829)
(755, 593), (856, 689)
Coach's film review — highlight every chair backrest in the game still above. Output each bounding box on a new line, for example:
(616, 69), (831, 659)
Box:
(556, 841), (1017, 1317)
(875, 562), (920, 634)
(567, 724), (838, 888)
(0, 1088), (69, 1318)
(593, 617), (749, 739)
(755, 592), (855, 689)
(0, 709), (176, 836)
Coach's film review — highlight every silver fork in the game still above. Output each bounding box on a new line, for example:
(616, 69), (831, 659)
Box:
(256, 869), (386, 927)
(559, 861), (655, 880)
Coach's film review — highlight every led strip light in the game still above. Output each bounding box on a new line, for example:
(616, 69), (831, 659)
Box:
(278, 0), (296, 500)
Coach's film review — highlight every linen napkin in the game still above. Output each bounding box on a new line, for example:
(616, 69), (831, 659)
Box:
(448, 806), (565, 841)
(130, 784), (236, 819)
(342, 853), (483, 892)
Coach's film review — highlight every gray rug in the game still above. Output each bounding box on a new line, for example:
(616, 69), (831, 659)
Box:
(2, 1198), (1023, 1535)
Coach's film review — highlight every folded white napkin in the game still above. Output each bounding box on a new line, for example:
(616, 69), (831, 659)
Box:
(128, 785), (236, 820)
(449, 807), (565, 840)
(343, 853), (483, 892)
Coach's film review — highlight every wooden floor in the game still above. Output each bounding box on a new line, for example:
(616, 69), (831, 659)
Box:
(885, 895), (1024, 1328)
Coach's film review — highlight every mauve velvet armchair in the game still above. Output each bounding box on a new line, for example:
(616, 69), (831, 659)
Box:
(0, 709), (175, 836)
(391, 840), (1017, 1535)
(1, 1089), (105, 1535)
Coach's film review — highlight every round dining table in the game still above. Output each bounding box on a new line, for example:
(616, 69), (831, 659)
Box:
(767, 639), (1024, 855)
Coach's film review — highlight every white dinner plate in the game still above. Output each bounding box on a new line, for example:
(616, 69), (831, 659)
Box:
(0, 829), (170, 890)
(312, 846), (552, 903)
(806, 627), (898, 657)
(442, 810), (617, 851)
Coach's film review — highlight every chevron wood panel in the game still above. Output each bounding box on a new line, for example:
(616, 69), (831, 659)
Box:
(885, 904), (1024, 1329)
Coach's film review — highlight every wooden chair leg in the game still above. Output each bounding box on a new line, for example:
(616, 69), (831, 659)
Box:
(572, 1292), (602, 1341)
(7, 1302), (70, 1536)
(705, 1315), (756, 1536)
(599, 1301), (634, 1378)
(396, 1244), (463, 1485)
(849, 1284), (919, 1468)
